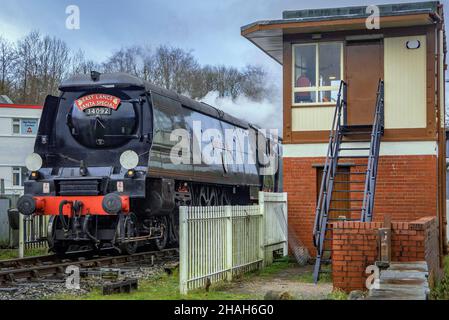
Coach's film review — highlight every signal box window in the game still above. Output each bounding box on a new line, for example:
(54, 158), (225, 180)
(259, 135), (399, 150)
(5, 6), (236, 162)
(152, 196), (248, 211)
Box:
(293, 42), (343, 106)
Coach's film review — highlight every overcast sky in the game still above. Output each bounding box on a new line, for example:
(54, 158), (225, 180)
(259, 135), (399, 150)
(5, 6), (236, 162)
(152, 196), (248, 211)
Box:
(1, 0), (447, 76)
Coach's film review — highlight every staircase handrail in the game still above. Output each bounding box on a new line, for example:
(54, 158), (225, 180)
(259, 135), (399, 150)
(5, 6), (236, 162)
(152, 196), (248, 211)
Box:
(313, 81), (347, 248)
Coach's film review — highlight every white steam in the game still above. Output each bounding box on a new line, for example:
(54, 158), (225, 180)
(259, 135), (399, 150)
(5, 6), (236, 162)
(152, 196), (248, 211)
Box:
(200, 91), (283, 135)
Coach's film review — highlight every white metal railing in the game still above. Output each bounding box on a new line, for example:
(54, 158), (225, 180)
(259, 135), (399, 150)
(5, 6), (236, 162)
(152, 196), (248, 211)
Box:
(179, 192), (288, 294)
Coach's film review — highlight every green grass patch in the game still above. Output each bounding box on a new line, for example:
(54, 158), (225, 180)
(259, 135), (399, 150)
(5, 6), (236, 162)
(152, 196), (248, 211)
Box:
(327, 289), (348, 300)
(247, 257), (295, 279)
(430, 255), (449, 300)
(52, 269), (256, 300)
(0, 248), (48, 261)
(292, 271), (331, 284)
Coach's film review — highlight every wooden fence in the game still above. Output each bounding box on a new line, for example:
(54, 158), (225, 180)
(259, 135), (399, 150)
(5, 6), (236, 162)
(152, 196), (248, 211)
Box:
(179, 192), (288, 294)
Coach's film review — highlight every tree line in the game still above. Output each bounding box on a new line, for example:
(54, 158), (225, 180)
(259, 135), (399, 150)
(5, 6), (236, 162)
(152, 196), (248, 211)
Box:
(0, 31), (275, 105)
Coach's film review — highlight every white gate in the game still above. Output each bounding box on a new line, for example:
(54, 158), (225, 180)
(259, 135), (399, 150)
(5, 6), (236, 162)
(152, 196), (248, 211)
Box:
(179, 192), (288, 294)
(260, 192), (288, 265)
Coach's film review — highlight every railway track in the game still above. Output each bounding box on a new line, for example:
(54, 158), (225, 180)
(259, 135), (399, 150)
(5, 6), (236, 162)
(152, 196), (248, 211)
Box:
(0, 248), (178, 286)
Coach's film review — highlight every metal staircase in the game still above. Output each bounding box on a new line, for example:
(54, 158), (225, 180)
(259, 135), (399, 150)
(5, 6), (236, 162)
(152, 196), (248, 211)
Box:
(312, 79), (384, 283)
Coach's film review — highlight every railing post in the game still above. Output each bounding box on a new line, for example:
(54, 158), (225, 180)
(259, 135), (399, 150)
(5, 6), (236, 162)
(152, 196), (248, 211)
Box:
(179, 206), (188, 294)
(282, 193), (288, 256)
(225, 205), (233, 281)
(259, 193), (266, 267)
(18, 213), (24, 258)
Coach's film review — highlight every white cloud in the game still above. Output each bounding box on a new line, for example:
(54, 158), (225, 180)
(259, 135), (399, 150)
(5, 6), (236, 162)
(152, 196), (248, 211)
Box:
(200, 91), (283, 135)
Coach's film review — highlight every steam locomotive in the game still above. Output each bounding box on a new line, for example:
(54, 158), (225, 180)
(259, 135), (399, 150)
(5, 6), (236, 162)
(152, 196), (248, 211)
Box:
(16, 72), (281, 255)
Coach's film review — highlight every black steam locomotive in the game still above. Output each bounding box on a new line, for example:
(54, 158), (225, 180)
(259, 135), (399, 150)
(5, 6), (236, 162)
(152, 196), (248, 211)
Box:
(17, 72), (281, 255)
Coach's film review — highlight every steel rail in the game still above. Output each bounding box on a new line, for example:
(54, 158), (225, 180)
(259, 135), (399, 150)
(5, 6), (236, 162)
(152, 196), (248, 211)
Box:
(0, 248), (178, 286)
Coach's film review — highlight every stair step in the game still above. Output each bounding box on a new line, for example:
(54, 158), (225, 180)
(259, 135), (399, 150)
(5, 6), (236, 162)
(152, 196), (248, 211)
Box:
(342, 131), (372, 134)
(329, 209), (363, 213)
(335, 171), (367, 175)
(327, 217), (361, 221)
(334, 190), (365, 193)
(341, 139), (371, 143)
(339, 147), (371, 151)
(331, 199), (364, 202)
(334, 181), (365, 184)
(338, 155), (369, 159)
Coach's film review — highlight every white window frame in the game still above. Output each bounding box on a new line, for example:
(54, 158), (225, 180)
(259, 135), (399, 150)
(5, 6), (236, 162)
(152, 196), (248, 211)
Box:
(12, 167), (28, 187)
(12, 118), (21, 135)
(12, 167), (21, 187)
(292, 42), (344, 107)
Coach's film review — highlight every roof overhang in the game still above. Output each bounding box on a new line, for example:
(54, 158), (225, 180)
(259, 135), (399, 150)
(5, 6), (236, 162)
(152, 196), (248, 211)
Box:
(242, 2), (443, 65)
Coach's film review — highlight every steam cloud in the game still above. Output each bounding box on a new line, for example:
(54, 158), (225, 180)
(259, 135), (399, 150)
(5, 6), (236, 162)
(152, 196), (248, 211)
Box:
(200, 91), (283, 135)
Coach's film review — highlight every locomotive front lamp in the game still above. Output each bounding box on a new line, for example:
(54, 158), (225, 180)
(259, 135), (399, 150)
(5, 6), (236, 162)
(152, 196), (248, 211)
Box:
(126, 170), (136, 178)
(26, 153), (43, 179)
(120, 150), (139, 170)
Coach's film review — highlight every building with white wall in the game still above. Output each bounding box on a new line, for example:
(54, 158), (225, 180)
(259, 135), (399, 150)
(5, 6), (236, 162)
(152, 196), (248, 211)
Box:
(0, 103), (42, 198)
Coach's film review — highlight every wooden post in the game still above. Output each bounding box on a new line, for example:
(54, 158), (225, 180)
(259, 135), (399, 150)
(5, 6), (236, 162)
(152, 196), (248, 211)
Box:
(282, 192), (288, 257)
(0, 179), (5, 196)
(18, 213), (24, 258)
(377, 214), (391, 268)
(225, 205), (233, 281)
(179, 206), (188, 294)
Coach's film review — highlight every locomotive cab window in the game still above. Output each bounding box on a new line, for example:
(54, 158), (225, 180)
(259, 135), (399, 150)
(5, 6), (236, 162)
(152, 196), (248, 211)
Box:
(293, 42), (343, 106)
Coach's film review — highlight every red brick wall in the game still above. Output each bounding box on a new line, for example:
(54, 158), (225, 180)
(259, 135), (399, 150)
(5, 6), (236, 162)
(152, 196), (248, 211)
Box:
(331, 217), (441, 292)
(283, 155), (438, 256)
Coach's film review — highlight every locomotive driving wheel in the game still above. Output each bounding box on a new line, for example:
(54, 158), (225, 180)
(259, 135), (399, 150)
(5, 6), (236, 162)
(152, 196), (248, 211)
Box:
(118, 213), (138, 255)
(219, 189), (231, 206)
(199, 186), (218, 206)
(154, 216), (169, 251)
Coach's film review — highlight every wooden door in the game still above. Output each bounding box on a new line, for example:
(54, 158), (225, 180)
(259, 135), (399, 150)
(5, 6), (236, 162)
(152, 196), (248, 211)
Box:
(345, 40), (383, 126)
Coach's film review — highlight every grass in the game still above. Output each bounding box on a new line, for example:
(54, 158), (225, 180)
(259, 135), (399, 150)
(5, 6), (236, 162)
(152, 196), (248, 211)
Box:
(292, 271), (331, 284)
(327, 289), (348, 300)
(430, 255), (449, 300)
(0, 247), (48, 261)
(50, 256), (338, 300)
(52, 269), (256, 300)
(246, 256), (296, 279)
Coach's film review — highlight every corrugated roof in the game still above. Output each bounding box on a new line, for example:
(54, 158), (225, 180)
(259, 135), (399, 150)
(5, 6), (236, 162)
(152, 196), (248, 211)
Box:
(241, 1), (443, 65)
(241, 1), (440, 33)
(283, 1), (439, 21)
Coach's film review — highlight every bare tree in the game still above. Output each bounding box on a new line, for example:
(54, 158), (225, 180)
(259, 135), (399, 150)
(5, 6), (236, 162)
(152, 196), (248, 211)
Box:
(70, 49), (102, 75)
(103, 46), (144, 76)
(0, 31), (275, 106)
(145, 45), (200, 95)
(14, 31), (70, 104)
(0, 37), (16, 96)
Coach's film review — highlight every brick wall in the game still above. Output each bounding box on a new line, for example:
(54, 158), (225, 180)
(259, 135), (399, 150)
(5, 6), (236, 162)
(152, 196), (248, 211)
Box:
(331, 217), (441, 292)
(283, 155), (438, 256)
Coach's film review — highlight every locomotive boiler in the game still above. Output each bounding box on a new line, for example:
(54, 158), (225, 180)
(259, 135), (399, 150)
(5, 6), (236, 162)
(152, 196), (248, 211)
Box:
(16, 72), (281, 255)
